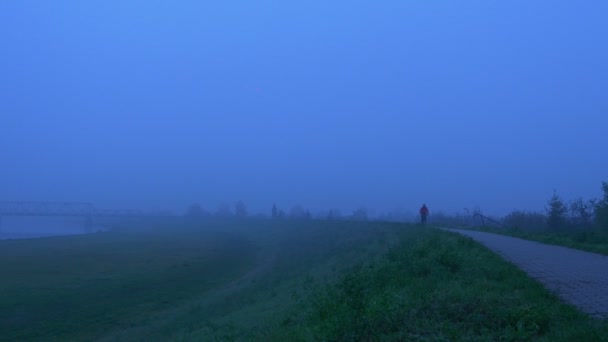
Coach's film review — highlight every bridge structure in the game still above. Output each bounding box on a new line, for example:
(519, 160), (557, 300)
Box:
(0, 201), (173, 233)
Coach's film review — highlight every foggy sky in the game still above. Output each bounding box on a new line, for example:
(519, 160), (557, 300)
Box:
(1, 1), (607, 216)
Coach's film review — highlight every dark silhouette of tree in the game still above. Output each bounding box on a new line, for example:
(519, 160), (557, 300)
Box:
(216, 203), (233, 217)
(186, 203), (204, 217)
(503, 210), (546, 232)
(595, 182), (608, 230)
(569, 197), (594, 228)
(272, 203), (278, 218)
(546, 191), (568, 230)
(352, 207), (368, 221)
(289, 205), (306, 219)
(327, 209), (341, 220)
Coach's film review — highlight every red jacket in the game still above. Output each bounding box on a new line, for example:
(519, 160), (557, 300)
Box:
(419, 206), (429, 216)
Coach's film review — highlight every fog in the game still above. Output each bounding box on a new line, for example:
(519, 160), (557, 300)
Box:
(0, 217), (94, 239)
(1, 1), (607, 219)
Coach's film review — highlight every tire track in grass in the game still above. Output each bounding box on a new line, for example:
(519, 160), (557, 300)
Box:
(96, 250), (278, 341)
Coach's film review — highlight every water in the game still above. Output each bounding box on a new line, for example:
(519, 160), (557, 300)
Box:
(0, 216), (105, 240)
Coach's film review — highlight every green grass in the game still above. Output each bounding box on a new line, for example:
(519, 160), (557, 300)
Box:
(233, 227), (608, 341)
(1, 220), (607, 341)
(456, 226), (608, 256)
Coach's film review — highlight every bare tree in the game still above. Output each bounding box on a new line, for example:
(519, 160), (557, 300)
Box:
(352, 207), (368, 221)
(569, 198), (594, 228)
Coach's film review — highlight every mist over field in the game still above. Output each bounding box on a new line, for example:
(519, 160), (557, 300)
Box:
(3, 3), (608, 340)
(1, 1), (607, 218)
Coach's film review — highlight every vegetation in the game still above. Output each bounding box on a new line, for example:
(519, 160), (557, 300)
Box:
(502, 210), (547, 232)
(263, 229), (608, 341)
(546, 191), (568, 231)
(596, 182), (608, 231)
(2, 220), (607, 341)
(457, 182), (608, 255)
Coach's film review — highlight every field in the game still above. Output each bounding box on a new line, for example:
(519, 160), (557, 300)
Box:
(1, 219), (607, 341)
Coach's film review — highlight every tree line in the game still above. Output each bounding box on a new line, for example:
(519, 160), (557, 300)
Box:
(184, 201), (370, 221)
(504, 181), (608, 232)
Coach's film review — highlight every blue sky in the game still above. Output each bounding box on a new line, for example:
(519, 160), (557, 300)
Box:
(1, 1), (607, 216)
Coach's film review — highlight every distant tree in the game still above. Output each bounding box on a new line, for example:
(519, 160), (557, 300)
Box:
(352, 207), (368, 221)
(186, 203), (204, 217)
(327, 209), (342, 220)
(546, 191), (568, 230)
(235, 201), (247, 218)
(305, 210), (312, 220)
(569, 197), (594, 228)
(271, 203), (278, 219)
(216, 203), (233, 217)
(289, 205), (306, 219)
(595, 182), (608, 230)
(278, 209), (286, 218)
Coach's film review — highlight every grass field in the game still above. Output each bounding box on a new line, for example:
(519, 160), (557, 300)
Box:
(1, 219), (607, 341)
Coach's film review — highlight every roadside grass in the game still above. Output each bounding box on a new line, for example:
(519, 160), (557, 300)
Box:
(253, 228), (608, 341)
(456, 225), (608, 256)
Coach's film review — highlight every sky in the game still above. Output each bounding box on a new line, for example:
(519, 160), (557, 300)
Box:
(1, 1), (607, 217)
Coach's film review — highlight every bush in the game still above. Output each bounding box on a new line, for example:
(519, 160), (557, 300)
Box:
(569, 198), (595, 228)
(502, 211), (547, 232)
(595, 182), (608, 231)
(547, 191), (568, 231)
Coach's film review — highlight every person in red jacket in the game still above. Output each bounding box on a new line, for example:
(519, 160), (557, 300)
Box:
(419, 204), (429, 225)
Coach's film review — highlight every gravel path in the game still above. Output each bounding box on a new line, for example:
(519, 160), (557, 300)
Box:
(444, 228), (608, 319)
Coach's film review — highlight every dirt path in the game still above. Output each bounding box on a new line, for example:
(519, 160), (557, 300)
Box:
(220, 251), (278, 294)
(444, 228), (608, 319)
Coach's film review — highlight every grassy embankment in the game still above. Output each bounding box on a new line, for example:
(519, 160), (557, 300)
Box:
(1, 220), (607, 341)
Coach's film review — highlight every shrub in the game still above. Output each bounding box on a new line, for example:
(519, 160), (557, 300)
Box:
(595, 182), (608, 231)
(569, 198), (594, 228)
(502, 211), (547, 232)
(546, 191), (568, 231)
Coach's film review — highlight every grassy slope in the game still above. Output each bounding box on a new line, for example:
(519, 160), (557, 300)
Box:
(457, 226), (608, 256)
(102, 219), (406, 341)
(2, 220), (607, 341)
